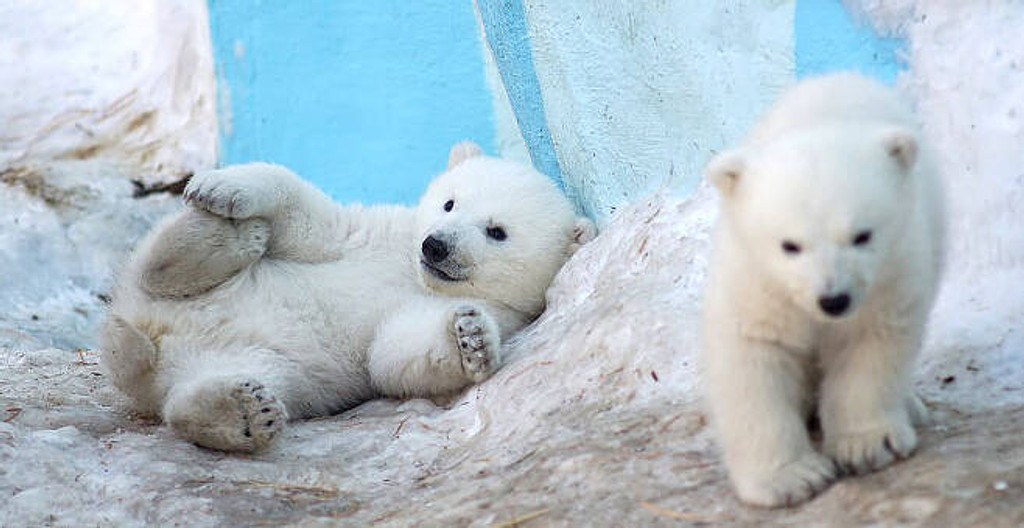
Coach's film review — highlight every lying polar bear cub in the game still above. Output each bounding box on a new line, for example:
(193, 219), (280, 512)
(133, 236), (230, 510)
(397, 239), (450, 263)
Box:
(101, 142), (595, 452)
(702, 73), (945, 507)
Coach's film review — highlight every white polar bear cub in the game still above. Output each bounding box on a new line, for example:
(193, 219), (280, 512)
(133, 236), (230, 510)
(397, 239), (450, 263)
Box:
(702, 73), (945, 507)
(101, 142), (595, 452)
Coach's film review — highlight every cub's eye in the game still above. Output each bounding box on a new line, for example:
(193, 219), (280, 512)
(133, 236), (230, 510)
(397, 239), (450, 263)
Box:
(443, 199), (454, 212)
(781, 240), (802, 255)
(486, 226), (507, 241)
(852, 230), (873, 246)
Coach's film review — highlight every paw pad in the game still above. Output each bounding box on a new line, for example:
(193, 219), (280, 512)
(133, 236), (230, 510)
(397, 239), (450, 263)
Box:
(231, 380), (287, 449)
(183, 171), (271, 219)
(452, 305), (500, 382)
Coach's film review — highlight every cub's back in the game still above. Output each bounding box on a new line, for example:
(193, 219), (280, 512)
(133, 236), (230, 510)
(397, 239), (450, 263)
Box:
(749, 72), (917, 144)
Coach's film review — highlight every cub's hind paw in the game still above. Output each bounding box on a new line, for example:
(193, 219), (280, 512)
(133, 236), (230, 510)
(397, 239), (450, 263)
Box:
(235, 218), (271, 260)
(232, 380), (287, 450)
(184, 169), (275, 219)
(452, 305), (501, 383)
(166, 377), (288, 453)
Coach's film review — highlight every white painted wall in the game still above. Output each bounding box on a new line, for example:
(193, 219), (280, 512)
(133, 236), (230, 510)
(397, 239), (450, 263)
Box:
(522, 1), (795, 224)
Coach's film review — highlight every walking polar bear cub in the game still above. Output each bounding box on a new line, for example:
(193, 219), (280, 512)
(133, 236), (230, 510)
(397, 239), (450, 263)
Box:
(101, 142), (595, 452)
(702, 73), (945, 507)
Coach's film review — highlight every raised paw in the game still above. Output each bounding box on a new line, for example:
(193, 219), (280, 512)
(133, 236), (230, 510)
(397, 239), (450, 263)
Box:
(824, 414), (917, 475)
(451, 305), (501, 383)
(231, 380), (287, 450)
(235, 218), (272, 261)
(732, 451), (837, 508)
(184, 166), (279, 219)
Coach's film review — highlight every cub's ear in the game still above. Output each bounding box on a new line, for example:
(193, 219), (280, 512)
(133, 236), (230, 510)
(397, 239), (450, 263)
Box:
(569, 216), (597, 254)
(705, 149), (746, 197)
(880, 127), (918, 172)
(447, 140), (484, 169)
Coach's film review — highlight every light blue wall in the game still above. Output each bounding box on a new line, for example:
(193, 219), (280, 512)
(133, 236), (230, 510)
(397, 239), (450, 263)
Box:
(794, 1), (902, 82)
(208, 1), (495, 205)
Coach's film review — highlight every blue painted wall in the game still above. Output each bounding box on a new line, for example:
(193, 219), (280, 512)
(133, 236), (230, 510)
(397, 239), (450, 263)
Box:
(794, 0), (903, 82)
(476, 0), (563, 189)
(208, 1), (495, 205)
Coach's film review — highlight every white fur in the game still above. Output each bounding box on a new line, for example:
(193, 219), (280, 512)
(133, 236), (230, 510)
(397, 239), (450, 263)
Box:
(100, 143), (595, 452)
(702, 73), (945, 507)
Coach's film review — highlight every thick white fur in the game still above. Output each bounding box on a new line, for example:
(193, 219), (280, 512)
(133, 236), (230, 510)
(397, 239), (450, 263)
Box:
(100, 142), (595, 452)
(702, 73), (945, 507)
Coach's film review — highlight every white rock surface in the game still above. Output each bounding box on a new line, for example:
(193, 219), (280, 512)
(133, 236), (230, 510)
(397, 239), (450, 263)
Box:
(0, 163), (180, 351)
(1, 2), (1022, 527)
(0, 1), (217, 182)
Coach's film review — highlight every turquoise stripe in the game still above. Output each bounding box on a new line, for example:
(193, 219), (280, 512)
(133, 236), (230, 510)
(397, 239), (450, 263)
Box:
(794, 0), (903, 83)
(476, 0), (564, 186)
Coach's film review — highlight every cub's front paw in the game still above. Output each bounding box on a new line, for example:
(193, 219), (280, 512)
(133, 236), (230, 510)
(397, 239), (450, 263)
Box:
(184, 167), (277, 219)
(732, 451), (837, 508)
(824, 412), (917, 475)
(451, 305), (500, 383)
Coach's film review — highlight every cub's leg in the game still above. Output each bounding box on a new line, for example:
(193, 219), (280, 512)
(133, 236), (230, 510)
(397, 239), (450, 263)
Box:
(138, 209), (269, 299)
(164, 376), (287, 452)
(99, 314), (162, 416)
(706, 338), (836, 507)
(161, 348), (330, 452)
(367, 300), (510, 399)
(820, 328), (922, 475)
(184, 163), (354, 263)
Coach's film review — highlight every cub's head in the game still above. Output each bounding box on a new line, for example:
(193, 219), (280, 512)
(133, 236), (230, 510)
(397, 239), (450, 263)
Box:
(414, 141), (596, 316)
(706, 125), (918, 321)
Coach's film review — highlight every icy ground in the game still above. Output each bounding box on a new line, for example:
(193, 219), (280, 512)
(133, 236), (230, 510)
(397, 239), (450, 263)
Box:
(3, 2), (1024, 527)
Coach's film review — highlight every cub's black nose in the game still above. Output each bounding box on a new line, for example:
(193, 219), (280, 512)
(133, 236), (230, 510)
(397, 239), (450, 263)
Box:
(421, 235), (449, 263)
(818, 293), (851, 317)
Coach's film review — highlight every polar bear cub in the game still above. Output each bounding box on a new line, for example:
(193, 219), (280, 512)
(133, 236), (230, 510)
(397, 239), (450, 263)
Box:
(702, 73), (945, 507)
(101, 142), (595, 452)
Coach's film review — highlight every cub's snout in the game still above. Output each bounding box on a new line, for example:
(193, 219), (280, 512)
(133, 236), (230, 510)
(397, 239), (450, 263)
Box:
(421, 234), (450, 264)
(817, 292), (851, 317)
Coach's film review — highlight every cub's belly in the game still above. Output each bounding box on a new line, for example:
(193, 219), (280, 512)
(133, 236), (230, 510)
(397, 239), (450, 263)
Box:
(135, 256), (420, 366)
